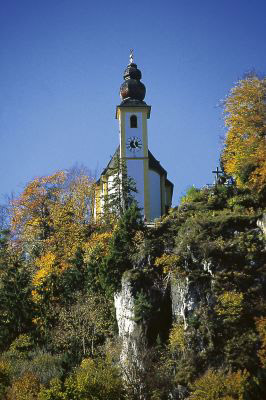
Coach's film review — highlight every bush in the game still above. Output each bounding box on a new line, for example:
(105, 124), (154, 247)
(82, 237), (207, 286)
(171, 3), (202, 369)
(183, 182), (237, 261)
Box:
(39, 358), (125, 400)
(6, 372), (40, 400)
(189, 369), (250, 400)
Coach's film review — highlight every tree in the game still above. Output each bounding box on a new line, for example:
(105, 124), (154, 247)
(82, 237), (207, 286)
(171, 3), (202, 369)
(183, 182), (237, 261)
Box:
(99, 203), (144, 295)
(10, 170), (95, 260)
(102, 155), (137, 219)
(189, 369), (250, 400)
(222, 75), (266, 193)
(0, 204), (9, 231)
(51, 292), (113, 363)
(256, 317), (266, 369)
(0, 251), (34, 351)
(6, 372), (40, 400)
(38, 358), (125, 400)
(7, 169), (96, 343)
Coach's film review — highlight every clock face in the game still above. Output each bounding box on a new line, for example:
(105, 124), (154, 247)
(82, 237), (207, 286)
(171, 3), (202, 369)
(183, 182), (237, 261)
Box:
(126, 136), (142, 152)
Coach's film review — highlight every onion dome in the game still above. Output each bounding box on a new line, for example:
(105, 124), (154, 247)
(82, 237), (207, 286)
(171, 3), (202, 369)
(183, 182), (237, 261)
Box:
(120, 51), (146, 104)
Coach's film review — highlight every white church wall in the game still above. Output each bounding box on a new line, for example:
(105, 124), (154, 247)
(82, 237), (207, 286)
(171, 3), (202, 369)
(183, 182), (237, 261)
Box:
(100, 183), (105, 211)
(127, 159), (145, 213)
(149, 169), (161, 220)
(125, 112), (144, 158)
(107, 174), (116, 196)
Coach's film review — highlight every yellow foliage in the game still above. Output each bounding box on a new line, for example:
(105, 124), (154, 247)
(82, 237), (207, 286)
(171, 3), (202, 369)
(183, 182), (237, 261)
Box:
(83, 232), (112, 262)
(189, 369), (250, 400)
(169, 323), (185, 353)
(132, 230), (145, 246)
(255, 316), (266, 368)
(154, 254), (180, 275)
(215, 291), (243, 320)
(6, 372), (40, 400)
(9, 170), (96, 302)
(32, 252), (56, 292)
(222, 76), (266, 192)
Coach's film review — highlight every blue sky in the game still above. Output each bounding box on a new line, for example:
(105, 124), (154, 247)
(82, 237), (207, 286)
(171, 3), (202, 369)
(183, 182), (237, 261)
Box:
(0, 0), (265, 205)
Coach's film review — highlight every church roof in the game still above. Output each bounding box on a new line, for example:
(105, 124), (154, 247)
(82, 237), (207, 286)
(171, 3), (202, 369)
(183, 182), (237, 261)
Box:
(98, 146), (173, 190)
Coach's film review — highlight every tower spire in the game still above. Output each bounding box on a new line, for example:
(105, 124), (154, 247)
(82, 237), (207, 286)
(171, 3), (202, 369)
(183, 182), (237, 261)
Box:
(129, 49), (134, 64)
(119, 53), (146, 104)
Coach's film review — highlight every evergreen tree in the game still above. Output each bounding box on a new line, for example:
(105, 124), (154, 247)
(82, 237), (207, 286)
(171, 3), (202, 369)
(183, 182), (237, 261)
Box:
(103, 155), (137, 219)
(0, 236), (34, 351)
(99, 203), (144, 295)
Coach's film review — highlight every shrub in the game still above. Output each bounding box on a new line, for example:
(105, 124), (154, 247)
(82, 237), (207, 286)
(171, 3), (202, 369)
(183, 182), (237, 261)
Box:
(169, 323), (185, 353)
(189, 369), (250, 400)
(7, 372), (40, 400)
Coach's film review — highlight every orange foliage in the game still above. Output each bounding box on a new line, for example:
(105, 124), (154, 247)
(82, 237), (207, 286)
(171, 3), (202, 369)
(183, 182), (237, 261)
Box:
(222, 76), (266, 192)
(255, 317), (266, 368)
(6, 372), (40, 400)
(9, 170), (96, 304)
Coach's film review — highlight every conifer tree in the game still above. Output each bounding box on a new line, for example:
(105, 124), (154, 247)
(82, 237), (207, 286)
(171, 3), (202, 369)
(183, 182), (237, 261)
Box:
(103, 155), (137, 218)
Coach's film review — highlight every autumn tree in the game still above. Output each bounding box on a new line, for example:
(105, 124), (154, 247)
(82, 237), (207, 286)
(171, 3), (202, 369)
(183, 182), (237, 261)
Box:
(7, 169), (96, 340)
(222, 75), (266, 193)
(9, 169), (95, 277)
(10, 170), (95, 259)
(51, 292), (113, 363)
(38, 358), (125, 400)
(256, 317), (266, 368)
(189, 369), (250, 400)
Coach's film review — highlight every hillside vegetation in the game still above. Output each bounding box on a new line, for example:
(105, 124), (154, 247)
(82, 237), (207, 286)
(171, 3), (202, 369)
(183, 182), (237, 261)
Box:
(0, 75), (265, 399)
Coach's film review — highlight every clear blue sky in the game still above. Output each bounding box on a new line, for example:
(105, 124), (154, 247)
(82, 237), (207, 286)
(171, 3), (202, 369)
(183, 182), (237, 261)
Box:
(0, 0), (265, 205)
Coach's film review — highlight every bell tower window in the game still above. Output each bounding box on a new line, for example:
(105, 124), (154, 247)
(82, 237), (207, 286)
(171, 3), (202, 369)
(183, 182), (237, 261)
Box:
(130, 115), (137, 128)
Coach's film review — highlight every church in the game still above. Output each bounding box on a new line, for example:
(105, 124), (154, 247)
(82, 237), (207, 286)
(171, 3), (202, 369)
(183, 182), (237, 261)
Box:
(95, 52), (173, 221)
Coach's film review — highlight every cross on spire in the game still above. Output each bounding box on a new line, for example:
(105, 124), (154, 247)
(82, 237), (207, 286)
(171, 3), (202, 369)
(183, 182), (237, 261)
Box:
(129, 49), (134, 64)
(212, 166), (223, 182)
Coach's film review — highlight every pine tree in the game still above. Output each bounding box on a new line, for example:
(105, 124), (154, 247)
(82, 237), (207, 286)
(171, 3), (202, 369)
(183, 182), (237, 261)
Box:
(103, 155), (137, 218)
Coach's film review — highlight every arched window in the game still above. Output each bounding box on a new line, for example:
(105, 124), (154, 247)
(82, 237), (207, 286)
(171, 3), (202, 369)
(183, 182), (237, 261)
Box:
(130, 115), (137, 128)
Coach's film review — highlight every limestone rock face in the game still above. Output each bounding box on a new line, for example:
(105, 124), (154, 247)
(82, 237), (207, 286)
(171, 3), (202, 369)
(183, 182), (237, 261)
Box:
(114, 272), (148, 399)
(114, 269), (172, 398)
(171, 277), (199, 327)
(257, 213), (266, 237)
(171, 269), (213, 329)
(114, 274), (148, 369)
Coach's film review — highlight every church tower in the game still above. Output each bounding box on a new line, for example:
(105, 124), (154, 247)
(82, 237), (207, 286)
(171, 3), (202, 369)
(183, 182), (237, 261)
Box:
(116, 51), (151, 220)
(95, 52), (173, 221)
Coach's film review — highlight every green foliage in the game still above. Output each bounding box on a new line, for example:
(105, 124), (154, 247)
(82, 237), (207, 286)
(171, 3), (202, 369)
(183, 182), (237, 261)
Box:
(133, 289), (153, 322)
(38, 378), (65, 400)
(181, 186), (205, 204)
(1, 340), (63, 387)
(39, 358), (125, 400)
(0, 253), (34, 351)
(99, 203), (144, 295)
(102, 155), (137, 220)
(51, 292), (113, 365)
(0, 162), (265, 398)
(159, 183), (266, 390)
